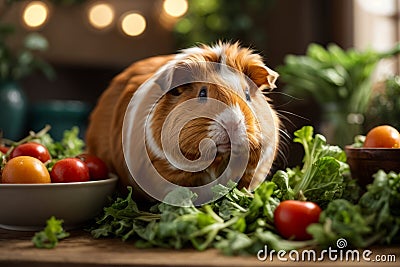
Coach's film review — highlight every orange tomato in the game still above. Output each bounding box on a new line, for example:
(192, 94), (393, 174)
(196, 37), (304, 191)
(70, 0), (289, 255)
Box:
(1, 156), (51, 184)
(364, 125), (400, 148)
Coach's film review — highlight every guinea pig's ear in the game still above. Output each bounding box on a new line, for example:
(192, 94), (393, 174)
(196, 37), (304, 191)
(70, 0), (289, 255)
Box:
(154, 62), (193, 92)
(246, 65), (279, 90)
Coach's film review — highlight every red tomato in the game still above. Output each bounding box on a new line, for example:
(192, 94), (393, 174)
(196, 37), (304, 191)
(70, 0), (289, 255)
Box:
(50, 158), (90, 183)
(10, 142), (51, 163)
(363, 125), (400, 148)
(0, 146), (9, 154)
(76, 153), (109, 180)
(274, 200), (322, 241)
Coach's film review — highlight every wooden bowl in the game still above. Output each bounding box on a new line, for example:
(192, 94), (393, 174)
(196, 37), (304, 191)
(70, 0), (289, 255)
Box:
(345, 146), (400, 188)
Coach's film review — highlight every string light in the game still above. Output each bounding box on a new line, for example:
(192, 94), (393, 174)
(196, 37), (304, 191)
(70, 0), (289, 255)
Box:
(22, 1), (49, 29)
(20, 0), (190, 36)
(88, 2), (115, 29)
(163, 0), (188, 18)
(120, 12), (146, 37)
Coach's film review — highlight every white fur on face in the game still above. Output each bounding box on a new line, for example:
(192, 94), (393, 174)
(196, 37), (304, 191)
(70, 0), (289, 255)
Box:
(219, 53), (246, 95)
(208, 103), (247, 149)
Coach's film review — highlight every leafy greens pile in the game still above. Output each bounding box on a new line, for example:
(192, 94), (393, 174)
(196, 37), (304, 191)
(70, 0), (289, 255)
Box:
(310, 170), (400, 248)
(90, 126), (400, 254)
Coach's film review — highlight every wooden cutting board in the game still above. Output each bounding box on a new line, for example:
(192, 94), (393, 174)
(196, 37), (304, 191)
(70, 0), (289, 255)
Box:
(0, 229), (399, 267)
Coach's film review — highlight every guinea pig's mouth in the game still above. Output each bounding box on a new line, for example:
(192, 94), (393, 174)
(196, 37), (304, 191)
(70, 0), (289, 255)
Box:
(217, 142), (231, 153)
(216, 140), (252, 156)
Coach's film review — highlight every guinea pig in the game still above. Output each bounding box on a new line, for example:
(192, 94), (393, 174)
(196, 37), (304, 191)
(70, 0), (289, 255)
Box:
(86, 42), (280, 202)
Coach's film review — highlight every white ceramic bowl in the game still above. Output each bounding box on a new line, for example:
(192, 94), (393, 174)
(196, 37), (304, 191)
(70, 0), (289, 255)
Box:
(0, 174), (118, 231)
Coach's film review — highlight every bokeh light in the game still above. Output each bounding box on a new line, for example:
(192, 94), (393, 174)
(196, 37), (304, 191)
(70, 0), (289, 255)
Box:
(88, 2), (115, 29)
(22, 1), (49, 28)
(120, 12), (146, 37)
(163, 0), (188, 17)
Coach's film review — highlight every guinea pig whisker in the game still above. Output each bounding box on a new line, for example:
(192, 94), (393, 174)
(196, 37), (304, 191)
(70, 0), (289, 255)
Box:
(262, 92), (304, 109)
(275, 148), (289, 169)
(274, 128), (291, 168)
(262, 90), (302, 100)
(276, 110), (310, 126)
(278, 127), (291, 141)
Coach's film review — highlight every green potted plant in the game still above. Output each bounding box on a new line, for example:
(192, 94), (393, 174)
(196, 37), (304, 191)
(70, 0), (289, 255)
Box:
(277, 43), (400, 147)
(0, 2), (54, 140)
(366, 75), (400, 130)
(173, 0), (274, 49)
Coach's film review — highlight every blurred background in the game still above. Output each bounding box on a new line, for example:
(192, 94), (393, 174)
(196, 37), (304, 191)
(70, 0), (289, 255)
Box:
(1, 0), (399, 166)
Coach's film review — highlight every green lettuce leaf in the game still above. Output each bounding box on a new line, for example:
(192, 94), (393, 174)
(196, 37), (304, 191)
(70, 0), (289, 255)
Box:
(32, 216), (70, 249)
(272, 126), (350, 207)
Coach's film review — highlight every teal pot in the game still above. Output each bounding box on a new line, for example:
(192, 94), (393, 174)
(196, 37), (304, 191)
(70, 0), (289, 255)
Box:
(29, 100), (92, 141)
(0, 81), (28, 140)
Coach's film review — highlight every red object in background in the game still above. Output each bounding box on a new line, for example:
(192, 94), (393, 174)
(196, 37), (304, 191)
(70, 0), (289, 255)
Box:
(0, 146), (9, 154)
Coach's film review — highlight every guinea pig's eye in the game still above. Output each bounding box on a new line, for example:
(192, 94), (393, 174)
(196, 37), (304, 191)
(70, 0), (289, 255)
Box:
(245, 89), (251, 102)
(168, 87), (184, 96)
(198, 86), (208, 99)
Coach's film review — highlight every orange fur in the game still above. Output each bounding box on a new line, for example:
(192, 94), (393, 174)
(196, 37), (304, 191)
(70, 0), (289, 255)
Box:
(86, 55), (175, 190)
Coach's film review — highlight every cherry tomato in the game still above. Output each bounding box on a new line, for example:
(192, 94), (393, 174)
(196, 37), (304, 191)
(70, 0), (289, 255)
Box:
(0, 146), (9, 154)
(76, 153), (109, 180)
(363, 125), (400, 148)
(274, 200), (322, 241)
(10, 142), (51, 163)
(2, 156), (51, 184)
(50, 158), (90, 183)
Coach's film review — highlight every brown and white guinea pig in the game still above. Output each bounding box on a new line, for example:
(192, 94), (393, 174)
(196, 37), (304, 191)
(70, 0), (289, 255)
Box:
(86, 42), (280, 200)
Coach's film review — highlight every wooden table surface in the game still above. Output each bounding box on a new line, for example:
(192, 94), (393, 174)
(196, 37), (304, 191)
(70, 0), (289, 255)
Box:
(1, 228), (399, 267)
